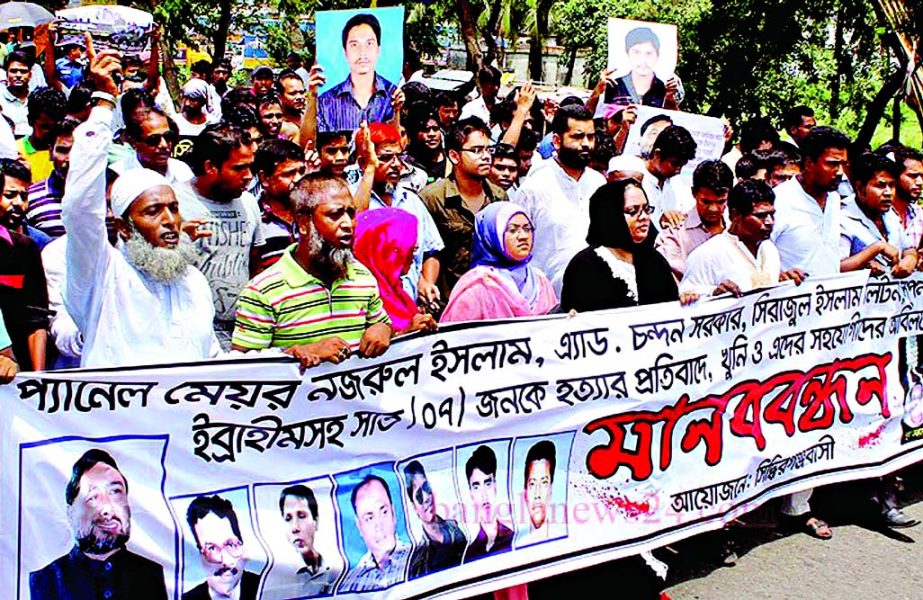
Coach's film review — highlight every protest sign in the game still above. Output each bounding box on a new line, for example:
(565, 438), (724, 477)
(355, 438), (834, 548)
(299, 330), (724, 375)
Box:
(624, 105), (726, 177)
(55, 5), (153, 55)
(314, 7), (404, 132)
(4, 272), (923, 599)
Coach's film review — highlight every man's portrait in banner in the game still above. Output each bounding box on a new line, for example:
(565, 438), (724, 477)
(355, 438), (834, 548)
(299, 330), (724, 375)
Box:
(457, 442), (515, 562)
(28, 447), (169, 599)
(315, 6), (404, 132)
(252, 477), (343, 599)
(398, 452), (467, 578)
(335, 465), (412, 593)
(604, 18), (679, 109)
(512, 433), (575, 548)
(176, 491), (264, 600)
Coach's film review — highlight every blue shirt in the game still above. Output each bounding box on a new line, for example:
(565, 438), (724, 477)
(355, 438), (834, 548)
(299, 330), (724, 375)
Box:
(317, 73), (396, 133)
(839, 194), (912, 259)
(55, 57), (85, 89)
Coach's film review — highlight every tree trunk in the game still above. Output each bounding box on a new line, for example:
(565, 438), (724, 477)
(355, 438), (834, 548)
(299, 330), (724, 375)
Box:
(529, 0), (553, 82)
(483, 0), (504, 67)
(856, 61), (905, 149)
(213, 0), (233, 63)
(454, 0), (483, 71)
(893, 97), (902, 142)
(564, 46), (577, 85)
(830, 11), (844, 120)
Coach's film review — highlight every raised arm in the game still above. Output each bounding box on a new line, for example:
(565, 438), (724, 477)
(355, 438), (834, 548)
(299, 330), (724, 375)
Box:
(62, 38), (121, 333)
(298, 65), (325, 150)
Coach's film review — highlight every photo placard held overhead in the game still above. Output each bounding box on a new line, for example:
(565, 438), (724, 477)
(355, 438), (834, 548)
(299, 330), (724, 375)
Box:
(597, 18), (680, 117)
(314, 6), (404, 132)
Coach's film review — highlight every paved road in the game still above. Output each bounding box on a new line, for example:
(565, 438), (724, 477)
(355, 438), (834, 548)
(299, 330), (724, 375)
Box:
(664, 465), (923, 600)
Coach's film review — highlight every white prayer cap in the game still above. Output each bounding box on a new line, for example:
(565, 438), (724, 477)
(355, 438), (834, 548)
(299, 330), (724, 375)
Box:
(607, 154), (647, 175)
(110, 167), (172, 218)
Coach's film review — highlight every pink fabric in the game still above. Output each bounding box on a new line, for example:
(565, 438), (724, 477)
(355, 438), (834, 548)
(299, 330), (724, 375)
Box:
(354, 208), (420, 332)
(440, 266), (557, 323)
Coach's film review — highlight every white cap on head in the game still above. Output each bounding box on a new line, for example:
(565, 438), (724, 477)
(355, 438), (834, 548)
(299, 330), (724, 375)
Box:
(110, 168), (172, 218)
(607, 154), (647, 175)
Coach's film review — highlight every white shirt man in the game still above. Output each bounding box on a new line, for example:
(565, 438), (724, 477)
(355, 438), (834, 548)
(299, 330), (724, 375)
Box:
(770, 177), (842, 277)
(512, 159), (606, 293)
(680, 233), (781, 295)
(62, 106), (219, 368)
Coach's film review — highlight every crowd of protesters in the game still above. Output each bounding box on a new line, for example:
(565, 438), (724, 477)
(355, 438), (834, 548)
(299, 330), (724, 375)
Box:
(1, 14), (922, 600)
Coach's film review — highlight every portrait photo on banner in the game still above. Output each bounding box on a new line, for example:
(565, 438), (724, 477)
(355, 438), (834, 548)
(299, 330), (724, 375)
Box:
(333, 463), (413, 594)
(511, 432), (576, 550)
(171, 487), (267, 600)
(252, 476), (344, 599)
(21, 436), (175, 599)
(315, 6), (405, 133)
(396, 449), (469, 580)
(455, 440), (516, 564)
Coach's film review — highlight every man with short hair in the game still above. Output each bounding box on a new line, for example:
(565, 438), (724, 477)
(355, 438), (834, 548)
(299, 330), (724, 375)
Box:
(253, 139), (305, 271)
(189, 59), (223, 121)
(339, 475), (412, 593)
(783, 105), (816, 147)
(176, 124), (265, 347)
(889, 145), (923, 249)
(421, 117), (507, 296)
(1, 50), (34, 136)
(681, 179), (805, 296)
(489, 143), (520, 191)
(766, 146), (802, 188)
(255, 92), (284, 140)
(517, 440), (562, 546)
(18, 86), (66, 182)
(29, 449), (168, 599)
(116, 100), (193, 185)
(770, 125), (851, 540)
(516, 129), (539, 179)
(354, 122), (443, 305)
(316, 130), (350, 177)
(464, 446), (514, 560)
(286, 52), (312, 86)
(251, 66), (275, 97)
(184, 495), (260, 600)
(404, 107), (449, 184)
(403, 461), (466, 578)
(461, 65), (501, 126)
(232, 173), (391, 368)
(0, 157), (49, 248)
(213, 60), (232, 96)
(435, 91), (460, 131)
(317, 13), (398, 132)
(279, 485), (338, 595)
(608, 27), (677, 108)
(511, 104), (606, 293)
(655, 159), (733, 278)
(639, 124), (698, 228)
(28, 117), (80, 238)
(277, 70), (307, 137)
(839, 152), (917, 278)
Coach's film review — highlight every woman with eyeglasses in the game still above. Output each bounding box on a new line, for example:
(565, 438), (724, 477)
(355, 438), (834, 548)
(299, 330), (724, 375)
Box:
(441, 202), (557, 322)
(561, 178), (692, 312)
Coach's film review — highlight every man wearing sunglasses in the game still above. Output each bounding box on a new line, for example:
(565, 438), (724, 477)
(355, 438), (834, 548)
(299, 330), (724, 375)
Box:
(403, 460), (466, 578)
(116, 101), (193, 186)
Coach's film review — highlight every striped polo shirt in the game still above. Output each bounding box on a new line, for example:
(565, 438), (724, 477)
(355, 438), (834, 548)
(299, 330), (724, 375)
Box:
(27, 174), (66, 238)
(232, 245), (390, 350)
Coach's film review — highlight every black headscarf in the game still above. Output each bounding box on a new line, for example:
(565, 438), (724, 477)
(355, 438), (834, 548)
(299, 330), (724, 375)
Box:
(585, 179), (678, 305)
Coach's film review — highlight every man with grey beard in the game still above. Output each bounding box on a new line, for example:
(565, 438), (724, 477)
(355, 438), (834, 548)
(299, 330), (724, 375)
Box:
(232, 172), (392, 368)
(30, 449), (167, 599)
(62, 40), (219, 368)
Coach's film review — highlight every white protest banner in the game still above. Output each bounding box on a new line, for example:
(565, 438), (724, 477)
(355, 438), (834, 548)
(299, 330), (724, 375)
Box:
(5, 272), (923, 599)
(624, 105), (727, 175)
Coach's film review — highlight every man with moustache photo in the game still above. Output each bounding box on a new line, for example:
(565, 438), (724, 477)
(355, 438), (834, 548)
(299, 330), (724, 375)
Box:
(184, 495), (260, 600)
(30, 449), (168, 599)
(278, 484), (338, 596)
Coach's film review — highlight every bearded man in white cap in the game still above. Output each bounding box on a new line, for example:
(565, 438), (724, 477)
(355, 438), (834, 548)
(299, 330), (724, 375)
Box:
(62, 40), (219, 368)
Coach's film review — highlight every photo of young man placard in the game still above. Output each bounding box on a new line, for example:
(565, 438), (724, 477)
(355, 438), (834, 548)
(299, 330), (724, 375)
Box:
(599, 17), (680, 115)
(315, 6), (404, 133)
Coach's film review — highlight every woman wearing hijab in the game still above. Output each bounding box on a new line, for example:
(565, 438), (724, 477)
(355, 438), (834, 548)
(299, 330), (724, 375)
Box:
(561, 179), (686, 312)
(354, 208), (436, 334)
(441, 203), (557, 322)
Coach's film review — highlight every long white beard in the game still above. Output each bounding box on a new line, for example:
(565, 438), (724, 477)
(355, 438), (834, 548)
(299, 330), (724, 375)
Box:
(124, 229), (198, 283)
(308, 224), (352, 280)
